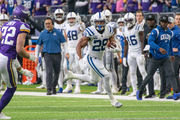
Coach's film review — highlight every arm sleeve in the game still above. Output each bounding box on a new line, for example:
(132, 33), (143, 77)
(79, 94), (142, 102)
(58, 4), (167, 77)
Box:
(169, 31), (174, 56)
(59, 31), (66, 43)
(37, 33), (43, 45)
(148, 29), (160, 51)
(35, 45), (41, 58)
(19, 23), (31, 34)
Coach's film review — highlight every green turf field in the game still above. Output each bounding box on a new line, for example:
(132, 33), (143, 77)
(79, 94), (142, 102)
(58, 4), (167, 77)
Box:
(1, 84), (180, 120)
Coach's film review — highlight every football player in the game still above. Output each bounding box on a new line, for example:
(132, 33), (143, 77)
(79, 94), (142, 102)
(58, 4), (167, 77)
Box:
(53, 8), (66, 93)
(64, 12), (122, 108)
(0, 5), (36, 119)
(123, 13), (147, 96)
(63, 12), (84, 94)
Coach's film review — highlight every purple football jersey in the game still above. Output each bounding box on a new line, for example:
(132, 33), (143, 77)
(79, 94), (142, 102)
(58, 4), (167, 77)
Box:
(0, 20), (30, 59)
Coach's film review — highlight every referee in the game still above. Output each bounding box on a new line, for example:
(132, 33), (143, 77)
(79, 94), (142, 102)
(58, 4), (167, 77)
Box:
(35, 17), (66, 95)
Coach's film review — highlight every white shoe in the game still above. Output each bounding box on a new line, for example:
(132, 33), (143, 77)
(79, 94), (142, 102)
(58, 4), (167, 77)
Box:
(36, 85), (46, 89)
(128, 91), (136, 96)
(63, 85), (73, 93)
(111, 99), (123, 108)
(0, 113), (11, 119)
(112, 88), (119, 94)
(101, 90), (107, 95)
(0, 86), (5, 90)
(73, 87), (80, 94)
(64, 71), (75, 82)
(91, 90), (103, 94)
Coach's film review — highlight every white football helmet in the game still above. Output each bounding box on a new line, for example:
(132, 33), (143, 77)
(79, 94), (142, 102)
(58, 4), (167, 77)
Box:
(124, 12), (136, 28)
(66, 12), (77, 26)
(117, 17), (124, 28)
(102, 9), (112, 22)
(93, 12), (107, 32)
(90, 14), (95, 26)
(0, 14), (9, 28)
(54, 9), (65, 22)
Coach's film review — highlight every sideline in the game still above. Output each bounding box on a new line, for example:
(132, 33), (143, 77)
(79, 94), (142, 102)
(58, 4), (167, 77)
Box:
(0, 91), (178, 102)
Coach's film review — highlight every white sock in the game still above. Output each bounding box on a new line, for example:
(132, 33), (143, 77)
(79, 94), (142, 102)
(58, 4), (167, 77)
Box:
(103, 76), (115, 101)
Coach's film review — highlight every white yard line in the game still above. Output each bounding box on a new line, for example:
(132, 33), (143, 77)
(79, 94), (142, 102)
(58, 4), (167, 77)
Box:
(0, 91), (179, 102)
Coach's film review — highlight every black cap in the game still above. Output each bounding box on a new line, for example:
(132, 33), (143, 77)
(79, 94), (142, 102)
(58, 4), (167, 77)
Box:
(146, 14), (155, 21)
(160, 15), (169, 23)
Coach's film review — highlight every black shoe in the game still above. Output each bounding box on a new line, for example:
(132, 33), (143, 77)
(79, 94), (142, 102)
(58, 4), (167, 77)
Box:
(159, 94), (165, 99)
(118, 86), (122, 92)
(145, 94), (156, 98)
(120, 90), (126, 95)
(52, 89), (56, 95)
(47, 90), (52, 95)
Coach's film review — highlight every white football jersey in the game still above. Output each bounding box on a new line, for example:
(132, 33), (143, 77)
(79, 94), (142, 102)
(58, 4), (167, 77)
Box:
(124, 24), (143, 53)
(54, 21), (66, 34)
(84, 25), (114, 59)
(64, 23), (82, 53)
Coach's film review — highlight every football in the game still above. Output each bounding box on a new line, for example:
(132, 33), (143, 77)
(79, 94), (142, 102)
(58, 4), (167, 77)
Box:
(107, 42), (117, 48)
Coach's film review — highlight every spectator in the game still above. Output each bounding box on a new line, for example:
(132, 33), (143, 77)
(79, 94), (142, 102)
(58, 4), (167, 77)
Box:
(75, 0), (89, 14)
(0, 0), (8, 14)
(21, 0), (34, 15)
(116, 0), (125, 13)
(35, 17), (66, 95)
(124, 0), (138, 12)
(137, 15), (180, 100)
(34, 0), (47, 16)
(171, 0), (178, 12)
(67, 0), (76, 12)
(46, 0), (66, 13)
(163, 0), (171, 12)
(89, 0), (104, 14)
(6, 0), (17, 15)
(149, 0), (163, 12)
(104, 0), (117, 13)
(138, 0), (151, 12)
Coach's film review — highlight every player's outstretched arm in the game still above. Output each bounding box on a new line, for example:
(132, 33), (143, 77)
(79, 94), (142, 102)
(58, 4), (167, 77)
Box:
(76, 36), (89, 59)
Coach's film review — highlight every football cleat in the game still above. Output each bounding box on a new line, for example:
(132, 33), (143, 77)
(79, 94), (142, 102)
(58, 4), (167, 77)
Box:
(0, 113), (11, 119)
(173, 92), (180, 100)
(57, 87), (63, 93)
(111, 99), (123, 108)
(91, 90), (103, 94)
(63, 85), (73, 93)
(36, 84), (46, 89)
(73, 87), (80, 94)
(136, 90), (142, 100)
(128, 91), (136, 96)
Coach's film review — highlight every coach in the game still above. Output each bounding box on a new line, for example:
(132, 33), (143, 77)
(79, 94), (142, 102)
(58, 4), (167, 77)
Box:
(35, 17), (66, 95)
(137, 15), (180, 100)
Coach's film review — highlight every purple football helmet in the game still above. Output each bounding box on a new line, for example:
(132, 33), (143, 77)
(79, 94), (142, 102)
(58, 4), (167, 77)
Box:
(12, 5), (30, 22)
